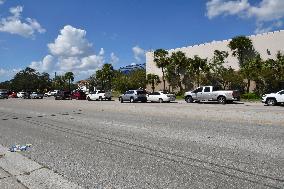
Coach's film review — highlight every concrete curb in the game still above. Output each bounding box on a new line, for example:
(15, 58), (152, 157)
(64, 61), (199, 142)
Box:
(0, 145), (83, 189)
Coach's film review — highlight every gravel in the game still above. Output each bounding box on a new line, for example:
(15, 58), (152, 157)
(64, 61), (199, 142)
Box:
(0, 98), (283, 188)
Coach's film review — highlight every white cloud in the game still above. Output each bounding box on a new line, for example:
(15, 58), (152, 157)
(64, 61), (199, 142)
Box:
(0, 0), (5, 5)
(29, 55), (54, 73)
(32, 25), (111, 80)
(206, 0), (284, 33)
(0, 6), (45, 38)
(48, 25), (92, 57)
(0, 68), (22, 79)
(132, 45), (145, 62)
(110, 52), (119, 65)
(0, 68), (7, 76)
(206, 0), (250, 19)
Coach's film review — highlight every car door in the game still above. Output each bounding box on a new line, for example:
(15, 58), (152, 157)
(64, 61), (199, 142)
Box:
(278, 90), (284, 102)
(201, 87), (211, 101)
(194, 87), (203, 101)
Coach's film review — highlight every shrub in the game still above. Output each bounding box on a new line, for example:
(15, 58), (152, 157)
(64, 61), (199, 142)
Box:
(241, 93), (260, 100)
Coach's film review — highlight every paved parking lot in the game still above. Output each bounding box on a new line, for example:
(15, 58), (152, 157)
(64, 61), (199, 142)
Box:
(0, 98), (283, 188)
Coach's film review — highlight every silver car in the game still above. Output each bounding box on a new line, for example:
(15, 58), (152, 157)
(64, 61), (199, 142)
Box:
(120, 90), (147, 103)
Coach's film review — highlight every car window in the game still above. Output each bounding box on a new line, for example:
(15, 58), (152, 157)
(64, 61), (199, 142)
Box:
(204, 87), (210, 92)
(194, 88), (202, 93)
(279, 91), (284, 95)
(137, 90), (146, 95)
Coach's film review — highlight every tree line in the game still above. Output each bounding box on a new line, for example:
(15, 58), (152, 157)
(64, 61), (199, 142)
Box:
(0, 67), (76, 92)
(151, 36), (284, 95)
(1, 36), (283, 96)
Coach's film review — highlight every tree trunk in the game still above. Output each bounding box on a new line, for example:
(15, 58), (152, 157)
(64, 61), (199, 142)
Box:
(162, 67), (165, 91)
(247, 79), (251, 93)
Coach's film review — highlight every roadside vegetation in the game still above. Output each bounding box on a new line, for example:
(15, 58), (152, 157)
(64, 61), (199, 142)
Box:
(0, 36), (283, 98)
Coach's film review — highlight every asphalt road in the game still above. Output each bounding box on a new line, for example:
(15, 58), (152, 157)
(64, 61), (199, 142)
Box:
(0, 98), (283, 189)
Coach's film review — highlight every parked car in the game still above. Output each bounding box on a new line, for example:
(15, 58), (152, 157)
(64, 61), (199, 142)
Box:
(45, 90), (59, 97)
(71, 91), (86, 100)
(8, 91), (17, 98)
(86, 90), (112, 101)
(17, 92), (26, 98)
(120, 89), (147, 103)
(22, 92), (31, 99)
(262, 90), (284, 106)
(184, 86), (240, 104)
(147, 91), (176, 103)
(0, 90), (8, 99)
(55, 91), (71, 100)
(30, 92), (44, 99)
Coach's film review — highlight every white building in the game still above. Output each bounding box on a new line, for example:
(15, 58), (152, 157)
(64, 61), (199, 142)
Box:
(146, 30), (284, 90)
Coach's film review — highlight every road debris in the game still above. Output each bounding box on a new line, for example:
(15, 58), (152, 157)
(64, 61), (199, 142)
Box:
(9, 144), (32, 152)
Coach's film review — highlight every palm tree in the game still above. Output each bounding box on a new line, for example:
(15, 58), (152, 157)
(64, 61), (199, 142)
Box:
(64, 72), (74, 91)
(188, 55), (209, 87)
(228, 36), (255, 67)
(170, 51), (188, 92)
(154, 49), (169, 91)
(146, 74), (161, 92)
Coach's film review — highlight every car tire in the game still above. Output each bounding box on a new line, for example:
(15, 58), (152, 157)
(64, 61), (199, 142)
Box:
(120, 98), (124, 103)
(159, 98), (163, 103)
(99, 96), (103, 101)
(266, 98), (277, 106)
(218, 96), (226, 104)
(87, 97), (91, 101)
(185, 96), (193, 103)
(130, 97), (134, 103)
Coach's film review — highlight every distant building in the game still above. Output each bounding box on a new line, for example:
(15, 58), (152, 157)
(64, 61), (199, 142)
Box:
(119, 63), (145, 74)
(146, 30), (284, 91)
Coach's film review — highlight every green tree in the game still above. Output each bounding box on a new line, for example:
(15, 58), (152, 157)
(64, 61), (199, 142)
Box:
(154, 49), (169, 91)
(169, 51), (188, 92)
(228, 36), (256, 67)
(188, 55), (209, 87)
(10, 67), (39, 92)
(146, 74), (161, 92)
(95, 64), (114, 90)
(64, 72), (74, 91)
(240, 55), (262, 93)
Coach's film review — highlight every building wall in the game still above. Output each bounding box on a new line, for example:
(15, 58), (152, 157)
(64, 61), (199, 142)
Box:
(146, 30), (284, 87)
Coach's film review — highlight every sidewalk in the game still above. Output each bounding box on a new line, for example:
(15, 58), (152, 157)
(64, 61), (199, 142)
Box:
(0, 145), (83, 189)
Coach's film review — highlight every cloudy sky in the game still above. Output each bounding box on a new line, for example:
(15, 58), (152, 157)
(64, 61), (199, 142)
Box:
(0, 0), (284, 81)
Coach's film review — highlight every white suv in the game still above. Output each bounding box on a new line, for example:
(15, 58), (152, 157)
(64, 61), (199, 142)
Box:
(262, 90), (284, 106)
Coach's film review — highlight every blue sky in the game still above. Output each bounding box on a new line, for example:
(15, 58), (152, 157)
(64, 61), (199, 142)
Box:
(0, 0), (283, 81)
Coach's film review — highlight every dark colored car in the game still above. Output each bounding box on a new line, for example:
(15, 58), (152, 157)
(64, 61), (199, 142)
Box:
(71, 91), (86, 100)
(55, 91), (71, 100)
(0, 90), (8, 99)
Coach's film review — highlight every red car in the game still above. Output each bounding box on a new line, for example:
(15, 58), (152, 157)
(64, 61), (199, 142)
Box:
(71, 91), (86, 100)
(8, 91), (17, 98)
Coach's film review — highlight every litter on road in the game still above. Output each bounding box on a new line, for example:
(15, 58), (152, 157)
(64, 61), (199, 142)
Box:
(9, 144), (32, 152)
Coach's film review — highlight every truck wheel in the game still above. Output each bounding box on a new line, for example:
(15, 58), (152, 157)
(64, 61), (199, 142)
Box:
(266, 98), (277, 106)
(159, 98), (163, 103)
(130, 97), (134, 103)
(185, 96), (193, 103)
(218, 96), (226, 104)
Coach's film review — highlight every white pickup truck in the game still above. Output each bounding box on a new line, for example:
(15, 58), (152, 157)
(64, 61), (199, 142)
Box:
(184, 86), (240, 104)
(262, 90), (284, 106)
(86, 90), (112, 101)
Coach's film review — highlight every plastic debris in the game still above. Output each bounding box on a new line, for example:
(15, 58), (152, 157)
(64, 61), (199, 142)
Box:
(9, 144), (32, 152)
